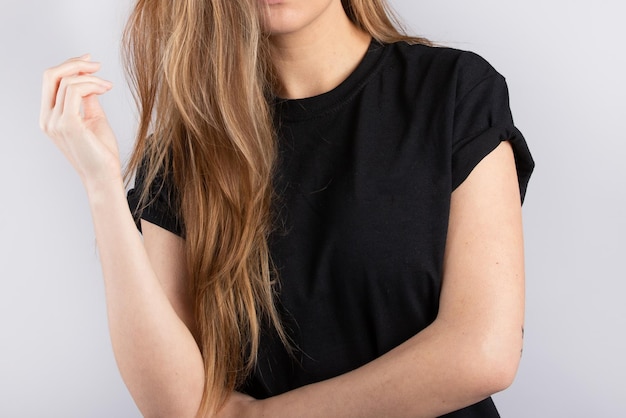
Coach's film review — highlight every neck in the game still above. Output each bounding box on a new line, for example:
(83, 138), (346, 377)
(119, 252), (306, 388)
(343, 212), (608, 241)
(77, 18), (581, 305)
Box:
(269, 3), (372, 99)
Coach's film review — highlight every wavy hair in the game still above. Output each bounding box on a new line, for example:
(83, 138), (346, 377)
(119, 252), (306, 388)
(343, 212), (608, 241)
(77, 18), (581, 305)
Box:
(122, 0), (428, 415)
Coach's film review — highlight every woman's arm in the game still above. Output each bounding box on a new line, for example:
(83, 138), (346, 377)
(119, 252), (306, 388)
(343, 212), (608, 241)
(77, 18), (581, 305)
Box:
(141, 220), (198, 340)
(40, 56), (205, 418)
(90, 185), (204, 417)
(248, 141), (525, 418)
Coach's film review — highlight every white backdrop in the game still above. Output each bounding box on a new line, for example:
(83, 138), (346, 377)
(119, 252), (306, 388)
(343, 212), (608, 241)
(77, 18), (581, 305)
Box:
(1, 1), (624, 417)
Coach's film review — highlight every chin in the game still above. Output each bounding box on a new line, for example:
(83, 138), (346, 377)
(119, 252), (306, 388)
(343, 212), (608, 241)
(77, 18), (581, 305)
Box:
(260, 0), (337, 38)
(261, 21), (303, 37)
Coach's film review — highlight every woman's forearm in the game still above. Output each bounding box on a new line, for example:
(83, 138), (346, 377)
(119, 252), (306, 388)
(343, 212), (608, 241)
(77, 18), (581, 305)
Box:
(256, 318), (517, 418)
(87, 178), (205, 417)
(254, 142), (525, 418)
(39, 56), (205, 416)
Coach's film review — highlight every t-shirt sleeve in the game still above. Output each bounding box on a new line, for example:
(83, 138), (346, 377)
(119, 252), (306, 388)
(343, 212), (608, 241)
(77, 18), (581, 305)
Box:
(126, 155), (184, 237)
(451, 54), (534, 202)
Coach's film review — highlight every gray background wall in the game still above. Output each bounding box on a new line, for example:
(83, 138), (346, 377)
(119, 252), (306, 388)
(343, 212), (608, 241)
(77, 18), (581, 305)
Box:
(1, 0), (624, 416)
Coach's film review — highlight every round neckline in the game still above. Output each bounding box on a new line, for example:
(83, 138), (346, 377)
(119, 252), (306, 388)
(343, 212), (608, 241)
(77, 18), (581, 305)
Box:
(273, 39), (389, 122)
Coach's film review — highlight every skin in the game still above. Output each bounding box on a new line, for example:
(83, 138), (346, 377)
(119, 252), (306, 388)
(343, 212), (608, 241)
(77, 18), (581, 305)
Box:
(262, 0), (372, 99)
(40, 1), (525, 417)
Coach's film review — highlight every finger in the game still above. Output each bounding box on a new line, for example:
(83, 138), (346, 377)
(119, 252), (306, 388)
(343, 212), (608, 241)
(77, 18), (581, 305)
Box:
(83, 91), (107, 118)
(40, 59), (102, 125)
(42, 59), (101, 106)
(40, 60), (102, 130)
(53, 75), (113, 116)
(62, 81), (112, 120)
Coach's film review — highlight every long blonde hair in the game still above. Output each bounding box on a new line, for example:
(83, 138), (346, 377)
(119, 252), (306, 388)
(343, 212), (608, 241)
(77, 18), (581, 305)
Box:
(123, 0), (428, 415)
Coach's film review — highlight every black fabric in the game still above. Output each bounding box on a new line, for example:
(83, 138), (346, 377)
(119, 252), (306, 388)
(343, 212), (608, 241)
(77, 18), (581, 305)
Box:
(127, 41), (533, 417)
(127, 155), (182, 236)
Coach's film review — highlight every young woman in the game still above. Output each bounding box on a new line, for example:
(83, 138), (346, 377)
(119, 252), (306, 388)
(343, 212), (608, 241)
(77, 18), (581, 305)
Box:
(39, 0), (534, 416)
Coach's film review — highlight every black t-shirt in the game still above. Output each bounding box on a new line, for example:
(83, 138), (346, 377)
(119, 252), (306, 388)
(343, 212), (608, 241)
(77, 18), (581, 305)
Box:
(128, 41), (534, 417)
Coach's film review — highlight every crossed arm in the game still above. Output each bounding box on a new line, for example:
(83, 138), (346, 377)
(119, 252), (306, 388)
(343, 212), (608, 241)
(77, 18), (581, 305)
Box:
(41, 56), (524, 418)
(249, 141), (525, 417)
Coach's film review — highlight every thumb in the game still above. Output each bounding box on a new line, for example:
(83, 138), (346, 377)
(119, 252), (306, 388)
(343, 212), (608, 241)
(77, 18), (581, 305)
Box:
(82, 93), (105, 119)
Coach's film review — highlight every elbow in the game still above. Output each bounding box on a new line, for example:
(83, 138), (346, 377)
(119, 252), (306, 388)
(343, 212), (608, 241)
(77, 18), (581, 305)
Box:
(468, 334), (522, 396)
(479, 351), (520, 395)
(139, 400), (201, 418)
(141, 401), (201, 418)
(131, 377), (204, 418)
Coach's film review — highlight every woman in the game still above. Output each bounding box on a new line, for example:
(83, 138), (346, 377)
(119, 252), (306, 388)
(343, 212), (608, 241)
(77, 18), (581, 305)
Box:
(39, 0), (533, 416)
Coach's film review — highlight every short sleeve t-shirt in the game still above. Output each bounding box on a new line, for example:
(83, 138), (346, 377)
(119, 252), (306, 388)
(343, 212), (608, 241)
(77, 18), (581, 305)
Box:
(128, 40), (534, 417)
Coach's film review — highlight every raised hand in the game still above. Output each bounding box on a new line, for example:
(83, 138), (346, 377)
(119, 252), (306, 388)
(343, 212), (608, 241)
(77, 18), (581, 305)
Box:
(39, 54), (121, 189)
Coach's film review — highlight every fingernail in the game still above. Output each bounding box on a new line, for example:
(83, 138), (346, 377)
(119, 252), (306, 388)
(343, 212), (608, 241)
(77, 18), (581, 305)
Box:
(80, 53), (91, 59)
